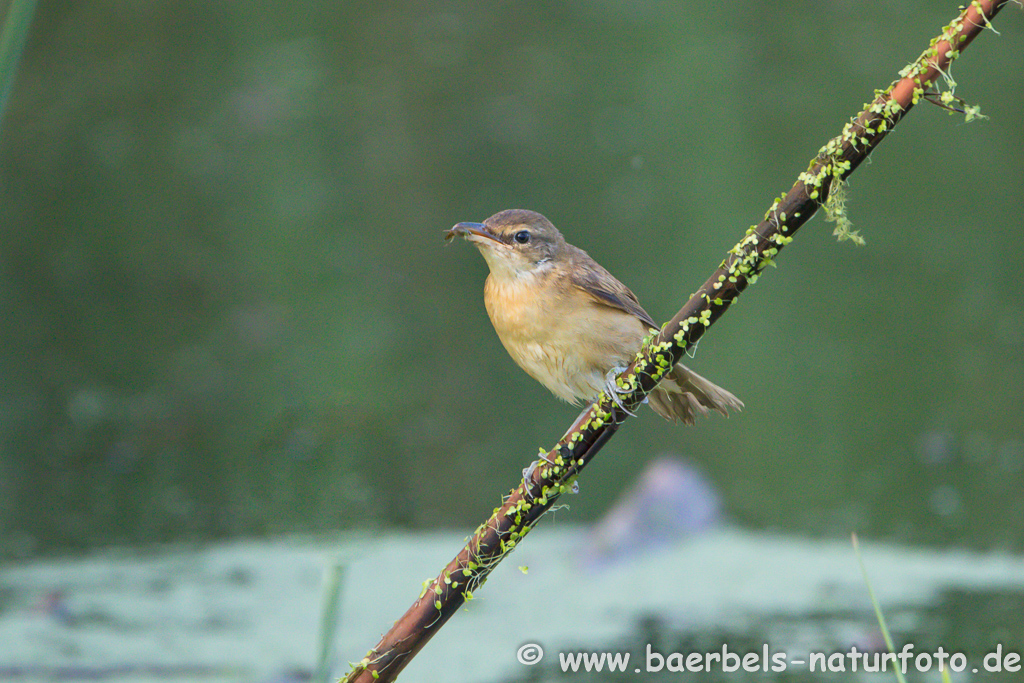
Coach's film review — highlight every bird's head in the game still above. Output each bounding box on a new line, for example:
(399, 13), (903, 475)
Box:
(446, 209), (566, 280)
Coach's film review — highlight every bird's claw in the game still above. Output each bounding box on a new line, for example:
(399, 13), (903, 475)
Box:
(603, 369), (637, 418)
(522, 450), (560, 500)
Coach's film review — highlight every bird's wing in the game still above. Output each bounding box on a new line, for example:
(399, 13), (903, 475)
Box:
(569, 257), (660, 330)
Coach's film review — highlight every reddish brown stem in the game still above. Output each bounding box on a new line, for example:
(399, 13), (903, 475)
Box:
(344, 2), (1013, 680)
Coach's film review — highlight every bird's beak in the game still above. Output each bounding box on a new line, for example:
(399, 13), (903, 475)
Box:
(445, 222), (505, 246)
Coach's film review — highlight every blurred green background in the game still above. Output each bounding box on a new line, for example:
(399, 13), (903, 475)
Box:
(1, 1), (1021, 561)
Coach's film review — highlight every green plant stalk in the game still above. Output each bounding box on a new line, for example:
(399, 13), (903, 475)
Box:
(314, 562), (347, 683)
(852, 533), (909, 683)
(0, 0), (38, 134)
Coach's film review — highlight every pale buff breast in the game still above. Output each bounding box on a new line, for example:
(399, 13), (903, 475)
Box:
(483, 271), (649, 404)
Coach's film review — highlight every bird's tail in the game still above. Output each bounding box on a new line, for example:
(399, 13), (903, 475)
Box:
(647, 363), (743, 425)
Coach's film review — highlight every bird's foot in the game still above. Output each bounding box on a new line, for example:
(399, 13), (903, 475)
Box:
(522, 457), (580, 499)
(522, 449), (558, 494)
(522, 453), (554, 483)
(603, 366), (637, 417)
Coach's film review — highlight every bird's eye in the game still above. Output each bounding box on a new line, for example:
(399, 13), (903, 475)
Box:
(513, 230), (531, 244)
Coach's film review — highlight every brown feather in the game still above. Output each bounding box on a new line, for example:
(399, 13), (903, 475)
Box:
(566, 246), (659, 330)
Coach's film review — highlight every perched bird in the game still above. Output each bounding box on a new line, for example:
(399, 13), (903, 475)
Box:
(446, 209), (742, 424)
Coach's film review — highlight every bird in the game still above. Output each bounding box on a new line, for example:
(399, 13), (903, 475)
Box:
(446, 209), (742, 425)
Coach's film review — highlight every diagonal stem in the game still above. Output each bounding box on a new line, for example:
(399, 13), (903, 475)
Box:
(344, 2), (1014, 680)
